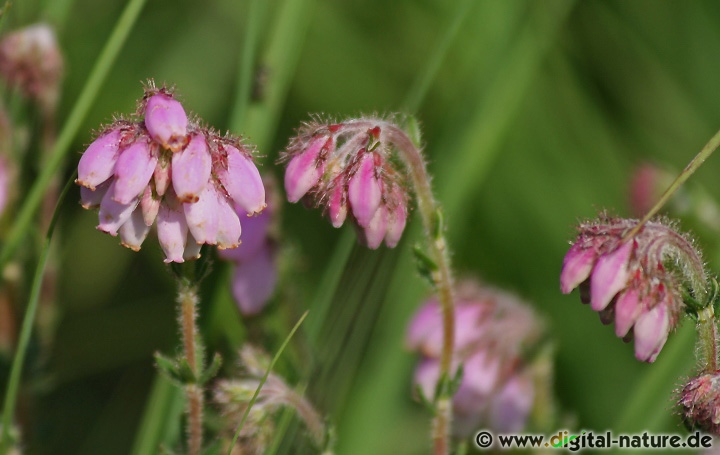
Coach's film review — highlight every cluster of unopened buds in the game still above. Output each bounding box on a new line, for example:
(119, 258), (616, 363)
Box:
(561, 215), (707, 362)
(76, 84), (265, 263)
(406, 281), (542, 436)
(281, 117), (412, 249)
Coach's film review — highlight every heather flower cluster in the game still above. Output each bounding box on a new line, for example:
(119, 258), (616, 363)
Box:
(281, 117), (411, 249)
(76, 84), (265, 263)
(560, 215), (707, 362)
(406, 281), (542, 436)
(219, 177), (278, 316)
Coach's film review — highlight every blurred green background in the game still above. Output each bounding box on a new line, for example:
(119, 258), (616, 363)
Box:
(3, 0), (720, 453)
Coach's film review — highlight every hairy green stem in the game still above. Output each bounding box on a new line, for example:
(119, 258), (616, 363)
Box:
(177, 281), (203, 455)
(387, 126), (455, 455)
(697, 305), (718, 374)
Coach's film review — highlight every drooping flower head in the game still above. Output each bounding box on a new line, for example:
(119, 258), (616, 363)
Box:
(561, 214), (707, 362)
(280, 116), (413, 249)
(219, 176), (279, 316)
(76, 83), (266, 263)
(406, 280), (544, 436)
(0, 23), (63, 111)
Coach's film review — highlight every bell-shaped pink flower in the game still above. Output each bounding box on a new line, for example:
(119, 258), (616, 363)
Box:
(113, 140), (157, 205)
(172, 133), (211, 203)
(144, 92), (188, 152)
(219, 144), (265, 215)
(590, 240), (633, 311)
(560, 243), (598, 294)
(633, 303), (669, 362)
(347, 151), (381, 228)
(284, 135), (330, 203)
(77, 129), (122, 190)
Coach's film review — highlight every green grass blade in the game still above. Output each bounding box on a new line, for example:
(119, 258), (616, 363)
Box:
(0, 172), (75, 452)
(129, 374), (185, 455)
(0, 0), (148, 274)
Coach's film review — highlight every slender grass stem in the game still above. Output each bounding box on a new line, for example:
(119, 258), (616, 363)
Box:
(624, 128), (720, 240)
(0, 172), (75, 453)
(228, 311), (308, 455)
(0, 0), (148, 275)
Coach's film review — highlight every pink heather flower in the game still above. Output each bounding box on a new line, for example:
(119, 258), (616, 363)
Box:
(406, 280), (543, 436)
(0, 23), (63, 111)
(219, 177), (278, 316)
(680, 372), (720, 435)
(560, 215), (707, 362)
(280, 117), (411, 249)
(76, 84), (266, 263)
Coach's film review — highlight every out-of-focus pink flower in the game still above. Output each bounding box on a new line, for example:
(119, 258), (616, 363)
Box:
(77, 84), (266, 263)
(218, 177), (279, 316)
(561, 215), (706, 362)
(0, 23), (63, 111)
(406, 281), (543, 436)
(280, 118), (410, 249)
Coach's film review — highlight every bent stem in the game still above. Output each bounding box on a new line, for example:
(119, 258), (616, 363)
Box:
(387, 126), (455, 455)
(696, 305), (718, 374)
(625, 128), (720, 240)
(177, 280), (203, 455)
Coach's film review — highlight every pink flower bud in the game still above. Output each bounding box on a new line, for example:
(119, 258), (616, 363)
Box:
(385, 201), (407, 248)
(680, 373), (720, 434)
(140, 186), (161, 227)
(284, 136), (328, 203)
(144, 93), (188, 152)
(359, 205), (387, 249)
(76, 129), (122, 190)
(613, 288), (643, 338)
(153, 159), (171, 197)
(560, 243), (598, 294)
(590, 240), (633, 311)
(97, 181), (139, 236)
(80, 180), (110, 209)
(171, 133), (211, 203)
(119, 208), (151, 251)
(183, 185), (219, 245)
(348, 151), (381, 228)
(157, 203), (188, 263)
(633, 303), (669, 362)
(112, 140), (157, 205)
(219, 145), (265, 214)
(327, 179), (347, 228)
(215, 192), (242, 250)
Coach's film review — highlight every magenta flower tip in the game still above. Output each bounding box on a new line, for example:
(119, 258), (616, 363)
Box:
(348, 151), (381, 228)
(284, 135), (328, 203)
(633, 304), (669, 362)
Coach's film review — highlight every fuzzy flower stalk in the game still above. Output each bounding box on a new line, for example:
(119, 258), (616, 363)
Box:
(76, 83), (266, 455)
(281, 115), (457, 454)
(215, 346), (328, 454)
(561, 215), (709, 363)
(407, 281), (546, 438)
(76, 83), (266, 263)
